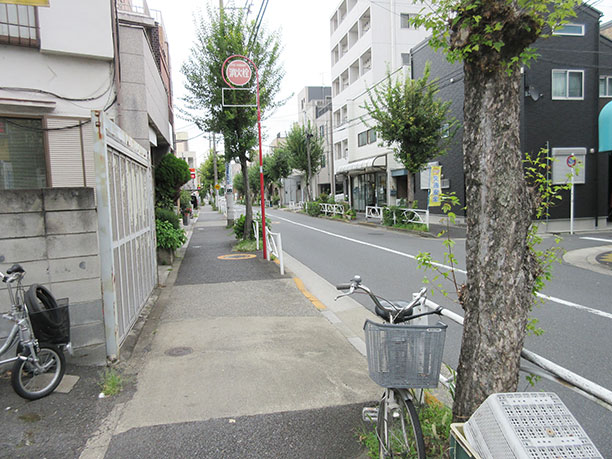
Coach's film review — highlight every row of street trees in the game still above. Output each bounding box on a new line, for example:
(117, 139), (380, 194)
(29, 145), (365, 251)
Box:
(179, 0), (580, 424)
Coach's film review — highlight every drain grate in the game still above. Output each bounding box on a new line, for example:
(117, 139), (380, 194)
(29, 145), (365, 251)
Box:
(165, 346), (193, 357)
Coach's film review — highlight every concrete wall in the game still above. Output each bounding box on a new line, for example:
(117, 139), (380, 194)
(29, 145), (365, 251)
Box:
(0, 188), (106, 365)
(118, 23), (172, 151)
(38, 0), (113, 59)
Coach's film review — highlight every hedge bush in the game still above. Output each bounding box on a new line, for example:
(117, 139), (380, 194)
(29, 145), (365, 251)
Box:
(155, 208), (180, 230)
(155, 154), (190, 209)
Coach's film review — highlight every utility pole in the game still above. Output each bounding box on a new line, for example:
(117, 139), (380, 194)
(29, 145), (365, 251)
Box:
(212, 133), (219, 204)
(306, 131), (312, 201)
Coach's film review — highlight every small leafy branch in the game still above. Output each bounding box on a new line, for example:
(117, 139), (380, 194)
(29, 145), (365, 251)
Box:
(416, 193), (464, 301)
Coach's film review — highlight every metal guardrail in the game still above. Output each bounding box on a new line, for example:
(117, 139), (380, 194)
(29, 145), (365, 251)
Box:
(420, 297), (612, 412)
(319, 203), (345, 217)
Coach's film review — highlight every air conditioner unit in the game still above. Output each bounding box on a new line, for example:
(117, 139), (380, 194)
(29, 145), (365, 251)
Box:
(464, 392), (603, 459)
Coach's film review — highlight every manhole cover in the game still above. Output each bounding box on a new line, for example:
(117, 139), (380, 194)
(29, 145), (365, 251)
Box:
(596, 251), (612, 269)
(165, 346), (193, 357)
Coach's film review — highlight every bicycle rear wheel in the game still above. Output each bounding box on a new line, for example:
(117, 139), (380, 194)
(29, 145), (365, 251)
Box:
(11, 345), (65, 400)
(377, 389), (425, 458)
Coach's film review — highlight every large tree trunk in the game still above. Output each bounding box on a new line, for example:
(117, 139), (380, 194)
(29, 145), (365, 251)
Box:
(453, 63), (535, 421)
(406, 173), (414, 205)
(240, 156), (253, 239)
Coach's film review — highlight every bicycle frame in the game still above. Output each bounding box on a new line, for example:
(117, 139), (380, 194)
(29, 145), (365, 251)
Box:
(0, 272), (39, 367)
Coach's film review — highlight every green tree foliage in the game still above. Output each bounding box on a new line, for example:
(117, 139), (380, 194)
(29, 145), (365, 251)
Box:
(410, 0), (580, 421)
(278, 123), (324, 200)
(248, 162), (261, 198)
(363, 64), (457, 202)
(181, 6), (284, 239)
(197, 153), (224, 193)
(155, 154), (191, 209)
(233, 170), (244, 197)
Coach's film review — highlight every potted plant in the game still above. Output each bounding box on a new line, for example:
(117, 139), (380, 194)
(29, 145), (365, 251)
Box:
(156, 219), (186, 265)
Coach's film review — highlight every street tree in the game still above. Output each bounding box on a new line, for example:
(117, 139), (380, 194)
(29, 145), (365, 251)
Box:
(197, 153), (224, 196)
(232, 171), (245, 198)
(411, 0), (581, 421)
(363, 64), (457, 203)
(181, 6), (284, 239)
(279, 123), (324, 201)
(264, 147), (292, 204)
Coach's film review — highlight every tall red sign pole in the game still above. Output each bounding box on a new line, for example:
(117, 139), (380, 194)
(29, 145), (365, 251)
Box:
(222, 54), (267, 259)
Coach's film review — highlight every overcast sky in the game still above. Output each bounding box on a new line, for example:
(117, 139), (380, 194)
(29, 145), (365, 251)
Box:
(147, 0), (612, 158)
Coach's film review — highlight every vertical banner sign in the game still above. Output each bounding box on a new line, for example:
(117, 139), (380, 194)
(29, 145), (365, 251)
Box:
(428, 165), (442, 207)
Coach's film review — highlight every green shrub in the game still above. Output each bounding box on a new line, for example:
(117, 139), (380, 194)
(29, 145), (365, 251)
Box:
(233, 214), (271, 240)
(306, 201), (321, 217)
(156, 219), (186, 250)
(180, 190), (192, 212)
(155, 208), (180, 230)
(318, 192), (329, 203)
(155, 154), (190, 209)
(327, 194), (336, 204)
(383, 206), (418, 227)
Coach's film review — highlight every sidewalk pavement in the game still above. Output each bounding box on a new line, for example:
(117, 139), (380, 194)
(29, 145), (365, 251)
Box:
(80, 206), (383, 458)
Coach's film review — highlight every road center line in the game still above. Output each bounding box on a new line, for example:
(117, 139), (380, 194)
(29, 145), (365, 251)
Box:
(274, 213), (612, 321)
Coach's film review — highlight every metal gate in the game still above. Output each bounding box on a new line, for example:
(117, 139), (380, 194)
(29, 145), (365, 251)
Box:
(92, 110), (156, 359)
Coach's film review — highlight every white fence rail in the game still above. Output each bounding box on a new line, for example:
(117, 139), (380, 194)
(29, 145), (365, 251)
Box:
(319, 203), (345, 217)
(365, 205), (383, 221)
(421, 297), (612, 412)
(391, 207), (429, 228)
(253, 220), (284, 275)
(288, 201), (304, 211)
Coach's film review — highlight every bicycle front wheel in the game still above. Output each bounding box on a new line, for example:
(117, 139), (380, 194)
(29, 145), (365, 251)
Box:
(11, 345), (65, 400)
(377, 389), (425, 458)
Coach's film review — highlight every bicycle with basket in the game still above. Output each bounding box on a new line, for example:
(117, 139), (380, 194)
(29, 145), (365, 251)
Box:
(336, 275), (447, 459)
(1, 263), (71, 400)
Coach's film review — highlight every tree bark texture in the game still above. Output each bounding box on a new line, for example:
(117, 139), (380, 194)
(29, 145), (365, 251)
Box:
(240, 157), (253, 238)
(453, 64), (535, 421)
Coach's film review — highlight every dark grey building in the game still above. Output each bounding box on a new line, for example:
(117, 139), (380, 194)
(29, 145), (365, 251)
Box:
(411, 4), (612, 231)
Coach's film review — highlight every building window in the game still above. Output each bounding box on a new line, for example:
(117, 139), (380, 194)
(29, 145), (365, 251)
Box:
(0, 117), (47, 189)
(0, 4), (38, 47)
(552, 70), (584, 100)
(400, 13), (411, 29)
(358, 131), (368, 147)
(600, 76), (612, 98)
(319, 125), (325, 138)
(553, 23), (584, 36)
(358, 129), (377, 147)
(367, 129), (376, 144)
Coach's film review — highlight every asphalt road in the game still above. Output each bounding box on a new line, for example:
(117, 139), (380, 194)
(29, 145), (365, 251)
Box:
(265, 208), (612, 456)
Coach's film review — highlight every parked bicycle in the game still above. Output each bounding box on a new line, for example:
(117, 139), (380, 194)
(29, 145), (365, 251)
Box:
(336, 276), (447, 459)
(1, 264), (71, 400)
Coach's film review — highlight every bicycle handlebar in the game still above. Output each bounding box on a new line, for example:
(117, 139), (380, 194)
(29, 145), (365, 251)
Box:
(335, 275), (437, 323)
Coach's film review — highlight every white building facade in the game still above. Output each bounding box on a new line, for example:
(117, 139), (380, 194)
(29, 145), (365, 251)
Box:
(297, 86), (334, 199)
(329, 0), (429, 211)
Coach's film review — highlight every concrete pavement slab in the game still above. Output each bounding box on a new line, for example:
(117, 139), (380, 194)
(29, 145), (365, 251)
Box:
(115, 315), (379, 433)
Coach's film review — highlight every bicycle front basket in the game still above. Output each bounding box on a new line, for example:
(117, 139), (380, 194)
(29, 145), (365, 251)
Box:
(364, 319), (447, 389)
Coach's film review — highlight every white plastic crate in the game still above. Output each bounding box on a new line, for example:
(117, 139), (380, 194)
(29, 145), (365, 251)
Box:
(463, 392), (603, 459)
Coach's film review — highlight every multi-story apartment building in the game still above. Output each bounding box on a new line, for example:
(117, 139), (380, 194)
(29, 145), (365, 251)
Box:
(410, 3), (612, 230)
(329, 0), (429, 211)
(297, 86), (334, 198)
(176, 131), (198, 190)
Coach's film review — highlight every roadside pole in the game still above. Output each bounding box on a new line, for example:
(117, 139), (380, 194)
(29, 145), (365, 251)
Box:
(222, 54), (268, 259)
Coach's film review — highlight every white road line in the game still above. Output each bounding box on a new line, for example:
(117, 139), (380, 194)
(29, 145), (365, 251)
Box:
(275, 213), (612, 321)
(580, 237), (612, 244)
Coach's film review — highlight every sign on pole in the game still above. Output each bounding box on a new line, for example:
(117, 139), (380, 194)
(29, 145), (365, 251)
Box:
(225, 60), (252, 86)
(428, 165), (442, 207)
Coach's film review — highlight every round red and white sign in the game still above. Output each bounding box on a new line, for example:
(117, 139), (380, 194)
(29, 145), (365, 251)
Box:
(226, 60), (252, 86)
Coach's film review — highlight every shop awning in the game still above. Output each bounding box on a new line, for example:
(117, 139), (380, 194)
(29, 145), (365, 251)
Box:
(335, 155), (386, 174)
(600, 101), (612, 153)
